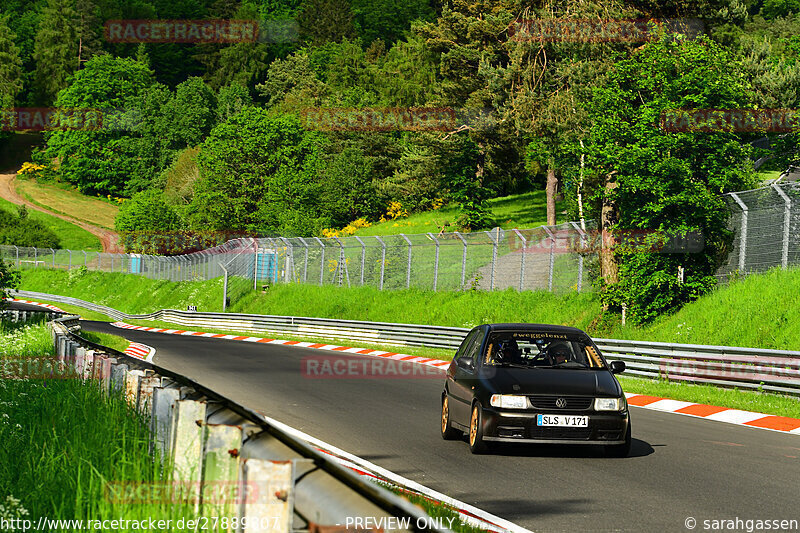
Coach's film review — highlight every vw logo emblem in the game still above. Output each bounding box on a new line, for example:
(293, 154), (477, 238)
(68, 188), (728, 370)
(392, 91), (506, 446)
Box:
(555, 398), (567, 408)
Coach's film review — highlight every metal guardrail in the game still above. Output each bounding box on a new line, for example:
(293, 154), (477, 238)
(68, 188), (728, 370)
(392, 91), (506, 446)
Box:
(24, 290), (800, 397)
(49, 316), (449, 533)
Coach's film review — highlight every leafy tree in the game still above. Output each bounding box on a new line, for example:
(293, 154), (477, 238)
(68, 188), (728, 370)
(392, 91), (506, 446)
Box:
(0, 258), (20, 310)
(297, 0), (356, 46)
(115, 189), (183, 253)
(320, 147), (382, 225)
(0, 15), (23, 109)
(217, 83), (252, 122)
(33, 0), (80, 105)
(43, 54), (156, 194)
(188, 108), (329, 236)
(0, 205), (61, 248)
(583, 36), (757, 323)
(350, 0), (434, 46)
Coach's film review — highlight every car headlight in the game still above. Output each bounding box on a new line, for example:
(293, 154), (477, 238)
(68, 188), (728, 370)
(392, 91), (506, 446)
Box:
(594, 397), (626, 411)
(490, 394), (528, 409)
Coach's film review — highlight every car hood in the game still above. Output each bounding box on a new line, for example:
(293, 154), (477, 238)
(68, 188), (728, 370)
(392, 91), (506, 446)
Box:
(482, 367), (620, 396)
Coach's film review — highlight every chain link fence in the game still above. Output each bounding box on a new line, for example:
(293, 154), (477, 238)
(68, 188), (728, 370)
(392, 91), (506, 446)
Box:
(717, 181), (800, 282)
(1, 222), (598, 309)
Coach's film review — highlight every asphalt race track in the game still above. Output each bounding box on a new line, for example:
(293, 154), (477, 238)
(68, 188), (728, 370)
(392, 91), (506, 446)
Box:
(81, 320), (800, 532)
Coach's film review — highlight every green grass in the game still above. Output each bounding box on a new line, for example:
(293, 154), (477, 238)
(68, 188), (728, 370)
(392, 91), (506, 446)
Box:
(0, 195), (101, 251)
(355, 190), (562, 236)
(0, 321), (187, 530)
(81, 329), (132, 353)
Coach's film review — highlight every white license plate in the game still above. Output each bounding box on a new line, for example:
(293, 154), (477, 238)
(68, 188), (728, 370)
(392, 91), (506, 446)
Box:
(536, 414), (588, 427)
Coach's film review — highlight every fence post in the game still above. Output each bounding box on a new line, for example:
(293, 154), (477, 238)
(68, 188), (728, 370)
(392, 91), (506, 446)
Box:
(400, 234), (412, 289)
(543, 226), (555, 292)
(279, 237), (293, 283)
(83, 250), (87, 267)
(14, 246), (18, 268)
(354, 236), (366, 286)
(375, 236), (386, 290)
(427, 233), (440, 291)
(68, 250), (71, 270)
(253, 241), (260, 291)
(570, 222), (586, 293)
(454, 232), (467, 289)
(771, 183), (792, 269)
(313, 237), (325, 285)
(50, 248), (55, 268)
(512, 229), (526, 291)
(297, 237), (309, 283)
(485, 229), (499, 291)
(730, 192), (748, 273)
(33, 247), (37, 268)
(219, 263), (228, 312)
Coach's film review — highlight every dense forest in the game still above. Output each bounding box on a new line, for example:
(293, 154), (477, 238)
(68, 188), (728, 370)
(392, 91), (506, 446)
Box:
(1, 0), (799, 321)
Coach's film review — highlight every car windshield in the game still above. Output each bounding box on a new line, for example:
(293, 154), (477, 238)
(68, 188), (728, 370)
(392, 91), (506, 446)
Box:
(482, 331), (605, 369)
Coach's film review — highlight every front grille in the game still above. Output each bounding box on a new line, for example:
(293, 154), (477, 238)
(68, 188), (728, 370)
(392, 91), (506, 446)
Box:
(529, 395), (593, 410)
(529, 427), (592, 440)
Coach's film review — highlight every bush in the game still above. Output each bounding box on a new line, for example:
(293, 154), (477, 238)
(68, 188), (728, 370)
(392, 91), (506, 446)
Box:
(0, 206), (61, 248)
(115, 190), (183, 254)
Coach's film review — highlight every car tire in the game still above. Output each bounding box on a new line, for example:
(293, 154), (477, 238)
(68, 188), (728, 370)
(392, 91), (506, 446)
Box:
(441, 395), (461, 440)
(468, 403), (489, 454)
(604, 422), (632, 458)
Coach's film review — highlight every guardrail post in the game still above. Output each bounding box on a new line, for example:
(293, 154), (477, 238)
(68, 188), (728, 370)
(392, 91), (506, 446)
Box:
(125, 369), (145, 407)
(454, 232), (467, 289)
(512, 229), (527, 291)
(427, 233), (440, 291)
(152, 385), (181, 458)
(730, 192), (748, 273)
(313, 237), (325, 285)
(400, 234), (412, 289)
(375, 236), (386, 290)
(354, 236), (366, 286)
(570, 222), (587, 292)
(110, 363), (129, 395)
(543, 226), (555, 292)
(200, 424), (243, 518)
(170, 399), (207, 490)
(771, 183), (792, 269)
(240, 459), (296, 533)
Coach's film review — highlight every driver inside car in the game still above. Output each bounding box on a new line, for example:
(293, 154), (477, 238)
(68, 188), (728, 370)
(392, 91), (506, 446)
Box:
(546, 341), (572, 365)
(494, 338), (521, 364)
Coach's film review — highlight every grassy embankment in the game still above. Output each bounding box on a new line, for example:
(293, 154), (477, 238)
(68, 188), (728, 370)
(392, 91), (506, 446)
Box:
(0, 195), (101, 251)
(353, 190), (560, 236)
(15, 177), (119, 231)
(17, 267), (800, 418)
(0, 319), (189, 529)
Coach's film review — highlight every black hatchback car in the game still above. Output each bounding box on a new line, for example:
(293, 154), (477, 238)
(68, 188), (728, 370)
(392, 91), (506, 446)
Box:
(441, 323), (631, 456)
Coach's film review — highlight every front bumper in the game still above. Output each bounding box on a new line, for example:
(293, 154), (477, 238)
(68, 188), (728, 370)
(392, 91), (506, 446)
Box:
(481, 407), (629, 445)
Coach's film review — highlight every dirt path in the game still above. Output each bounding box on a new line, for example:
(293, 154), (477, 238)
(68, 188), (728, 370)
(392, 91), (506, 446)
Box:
(0, 170), (122, 253)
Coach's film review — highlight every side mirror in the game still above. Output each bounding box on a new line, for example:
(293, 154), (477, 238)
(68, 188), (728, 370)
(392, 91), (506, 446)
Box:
(457, 358), (475, 372)
(610, 360), (626, 374)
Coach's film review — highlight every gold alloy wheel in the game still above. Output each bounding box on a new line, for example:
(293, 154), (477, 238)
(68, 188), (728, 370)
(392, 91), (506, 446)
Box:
(469, 406), (478, 446)
(441, 398), (449, 434)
